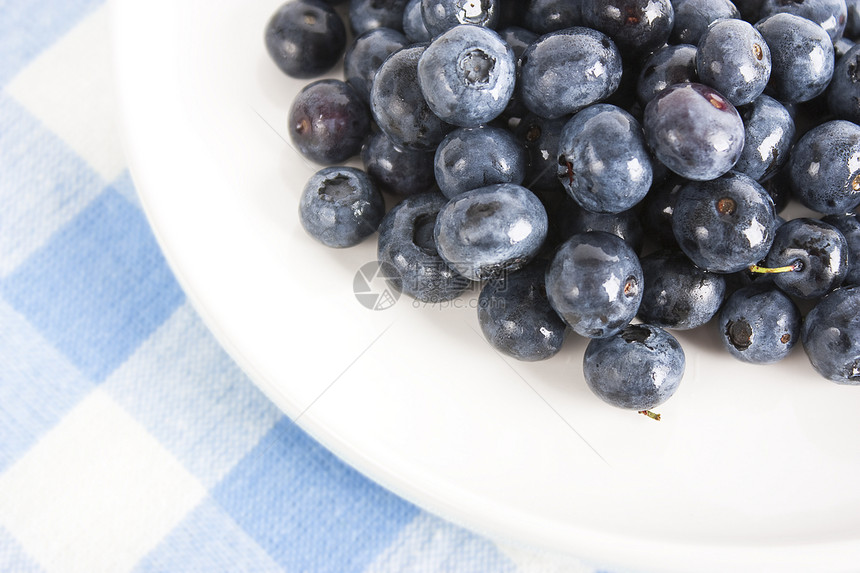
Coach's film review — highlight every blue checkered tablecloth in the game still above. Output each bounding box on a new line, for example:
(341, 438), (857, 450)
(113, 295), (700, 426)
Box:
(0, 2), (615, 571)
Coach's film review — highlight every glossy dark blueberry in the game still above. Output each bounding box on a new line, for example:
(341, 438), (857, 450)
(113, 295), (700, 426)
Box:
(514, 113), (569, 193)
(434, 183), (548, 280)
(822, 212), (860, 285)
(765, 217), (849, 299)
(789, 120), (860, 215)
(403, 0), (432, 42)
(583, 324), (685, 410)
(545, 231), (643, 338)
(672, 171), (777, 273)
(760, 165), (792, 212)
(759, 0), (848, 43)
(434, 125), (527, 199)
(671, 0), (741, 45)
(361, 130), (436, 197)
(522, 0), (582, 34)
(557, 104), (653, 213)
(636, 44), (698, 105)
(802, 284), (860, 384)
(638, 249), (727, 329)
(718, 282), (801, 364)
(734, 95), (795, 182)
(828, 44), (860, 124)
(349, 0), (409, 34)
(697, 18), (772, 107)
(477, 262), (568, 361)
(644, 82), (745, 181)
(299, 166), (384, 248)
(344, 28), (409, 103)
(370, 45), (453, 151)
(641, 175), (686, 247)
(756, 13), (835, 104)
(265, 0), (347, 79)
(581, 0), (675, 57)
(289, 79), (371, 165)
(417, 25), (517, 127)
(558, 202), (645, 253)
(519, 27), (623, 119)
(420, 0), (500, 36)
(377, 192), (469, 301)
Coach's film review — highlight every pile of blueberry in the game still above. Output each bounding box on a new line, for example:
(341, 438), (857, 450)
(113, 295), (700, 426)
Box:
(266, 0), (860, 418)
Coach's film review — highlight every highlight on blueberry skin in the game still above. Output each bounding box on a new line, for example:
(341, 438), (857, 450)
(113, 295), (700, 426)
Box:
(420, 0), (500, 37)
(418, 24), (517, 127)
(299, 166), (385, 248)
(643, 82), (745, 182)
(718, 282), (800, 365)
(802, 285), (860, 385)
(583, 323), (685, 412)
(477, 261), (567, 362)
(433, 183), (548, 281)
(545, 231), (643, 339)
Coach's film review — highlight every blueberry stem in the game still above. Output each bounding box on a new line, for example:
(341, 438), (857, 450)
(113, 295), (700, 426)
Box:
(638, 410), (661, 421)
(748, 261), (802, 274)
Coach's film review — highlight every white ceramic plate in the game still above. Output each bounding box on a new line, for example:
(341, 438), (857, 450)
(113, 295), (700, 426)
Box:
(111, 2), (860, 571)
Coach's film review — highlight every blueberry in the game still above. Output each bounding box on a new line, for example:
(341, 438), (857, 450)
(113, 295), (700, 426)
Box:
(477, 262), (568, 361)
(299, 166), (385, 248)
(696, 18), (772, 107)
(764, 217), (849, 299)
(289, 79), (371, 164)
(370, 45), (454, 151)
(636, 44), (698, 106)
(734, 95), (795, 182)
(643, 82), (745, 181)
(556, 104), (653, 214)
(344, 28), (409, 103)
(671, 0), (741, 45)
(756, 13), (835, 104)
(522, 0), (582, 34)
(759, 0), (848, 43)
(822, 212), (860, 286)
(545, 231), (643, 339)
(848, 0), (860, 38)
(638, 249), (727, 330)
(349, 0), (409, 34)
(417, 25), (517, 127)
(434, 183), (548, 281)
(580, 0), (675, 57)
(802, 284), (860, 384)
(265, 0), (346, 79)
(718, 281), (801, 364)
(361, 130), (436, 197)
(403, 0), (432, 42)
(672, 171), (777, 274)
(377, 192), (470, 302)
(496, 26), (538, 117)
(519, 27), (623, 119)
(827, 43), (860, 125)
(420, 0), (500, 36)
(434, 125), (527, 199)
(788, 120), (860, 215)
(583, 323), (685, 411)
